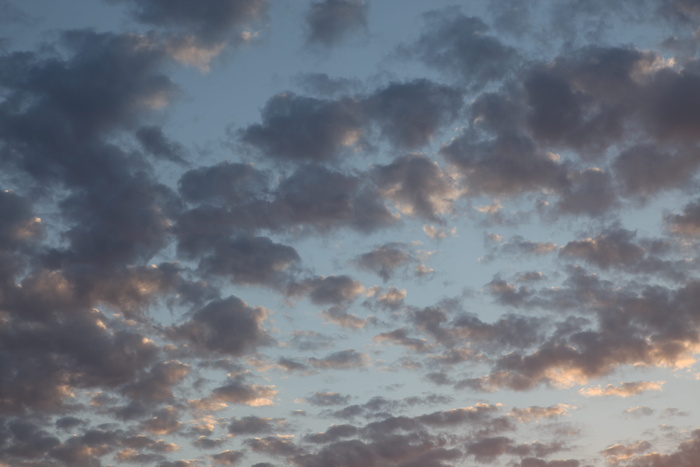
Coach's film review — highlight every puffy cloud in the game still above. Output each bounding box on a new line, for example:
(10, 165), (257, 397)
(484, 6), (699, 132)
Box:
(136, 125), (185, 162)
(509, 404), (576, 423)
(602, 440), (652, 464)
(579, 381), (665, 397)
(355, 243), (417, 281)
(304, 0), (367, 47)
(0, 190), (43, 251)
(198, 235), (300, 286)
(441, 132), (568, 198)
(168, 296), (271, 356)
(365, 80), (463, 149)
(623, 406), (655, 418)
(374, 328), (430, 353)
(374, 154), (459, 220)
(239, 93), (364, 163)
(121, 360), (190, 402)
(228, 416), (285, 436)
(666, 198), (700, 236)
(559, 228), (646, 270)
(290, 275), (365, 306)
(403, 7), (518, 88)
(211, 450), (245, 465)
(205, 376), (278, 407)
(272, 165), (396, 232)
(308, 349), (369, 369)
(304, 424), (359, 444)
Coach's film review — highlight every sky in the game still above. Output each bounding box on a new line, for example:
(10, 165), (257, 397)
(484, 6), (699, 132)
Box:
(2, 0), (700, 466)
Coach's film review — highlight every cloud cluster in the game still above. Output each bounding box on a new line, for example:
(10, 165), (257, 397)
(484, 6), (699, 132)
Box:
(2, 0), (700, 465)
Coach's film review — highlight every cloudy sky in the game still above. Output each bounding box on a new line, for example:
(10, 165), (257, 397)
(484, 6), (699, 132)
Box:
(3, 0), (700, 466)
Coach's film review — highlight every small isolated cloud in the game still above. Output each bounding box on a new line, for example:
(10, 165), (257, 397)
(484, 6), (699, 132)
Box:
(305, 0), (367, 47)
(579, 381), (665, 397)
(355, 242), (419, 282)
(168, 296), (271, 356)
(308, 349), (368, 369)
(623, 406), (655, 418)
(404, 7), (518, 88)
(290, 275), (365, 306)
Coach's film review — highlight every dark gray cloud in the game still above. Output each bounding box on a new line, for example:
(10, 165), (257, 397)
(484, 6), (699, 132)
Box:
(374, 154), (457, 221)
(168, 296), (271, 356)
(228, 416), (283, 436)
(272, 165), (396, 232)
(441, 133), (568, 198)
(365, 80), (463, 149)
(239, 93), (364, 163)
(136, 125), (185, 162)
(204, 376), (278, 407)
(198, 234), (300, 285)
(355, 243), (416, 281)
(0, 190), (42, 251)
(403, 7), (518, 88)
(666, 198), (700, 236)
(559, 228), (646, 269)
(211, 450), (245, 465)
(289, 274), (364, 306)
(308, 349), (368, 369)
(305, 0), (367, 47)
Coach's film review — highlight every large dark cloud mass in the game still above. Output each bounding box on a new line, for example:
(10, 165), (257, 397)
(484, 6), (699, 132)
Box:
(1, 0), (700, 465)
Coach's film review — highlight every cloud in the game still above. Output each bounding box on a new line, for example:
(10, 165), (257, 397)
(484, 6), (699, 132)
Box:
(198, 235), (300, 286)
(623, 406), (655, 418)
(136, 125), (185, 162)
(558, 228), (647, 269)
(666, 198), (700, 236)
(374, 328), (430, 352)
(271, 165), (396, 232)
(289, 275), (365, 306)
(211, 450), (245, 465)
(308, 349), (368, 369)
(579, 381), (665, 397)
(509, 404), (576, 423)
(168, 296), (271, 356)
(365, 80), (463, 149)
(355, 243), (417, 281)
(305, 0), (367, 47)
(403, 7), (518, 88)
(114, 0), (267, 44)
(374, 154), (459, 220)
(305, 392), (352, 407)
(228, 416), (285, 436)
(239, 93), (364, 163)
(441, 132), (568, 198)
(204, 376), (278, 407)
(602, 440), (652, 464)
(304, 424), (359, 444)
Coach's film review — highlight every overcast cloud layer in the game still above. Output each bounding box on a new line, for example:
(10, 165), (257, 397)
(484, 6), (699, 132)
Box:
(1, 0), (700, 466)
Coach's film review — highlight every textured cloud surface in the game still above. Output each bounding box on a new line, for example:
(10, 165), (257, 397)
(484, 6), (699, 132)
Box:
(1, 0), (700, 465)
